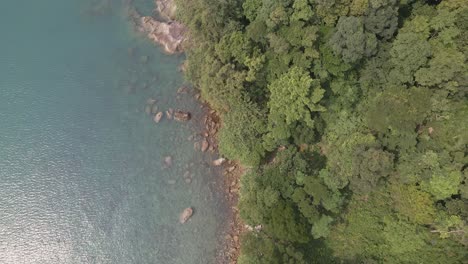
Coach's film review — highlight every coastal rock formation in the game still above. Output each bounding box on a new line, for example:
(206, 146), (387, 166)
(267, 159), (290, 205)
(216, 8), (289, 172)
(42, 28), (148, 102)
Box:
(139, 17), (186, 54)
(155, 0), (177, 21)
(179, 207), (193, 223)
(174, 110), (191, 122)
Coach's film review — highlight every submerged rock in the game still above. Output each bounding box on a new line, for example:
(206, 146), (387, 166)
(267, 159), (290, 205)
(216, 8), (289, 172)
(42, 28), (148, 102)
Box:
(167, 179), (176, 185)
(154, 112), (164, 123)
(163, 156), (173, 168)
(179, 207), (193, 223)
(177, 86), (189, 94)
(174, 110), (191, 122)
(201, 139), (209, 152)
(144, 104), (152, 115)
(166, 108), (174, 120)
(150, 104), (159, 114)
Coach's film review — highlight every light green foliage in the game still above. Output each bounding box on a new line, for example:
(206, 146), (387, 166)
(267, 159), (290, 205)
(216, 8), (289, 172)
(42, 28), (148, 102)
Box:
(242, 0), (262, 22)
(321, 111), (377, 190)
(414, 48), (465, 88)
(330, 16), (378, 63)
(264, 67), (325, 150)
(238, 232), (313, 264)
(218, 100), (267, 166)
(291, 0), (314, 22)
(390, 183), (436, 225)
(311, 215), (333, 239)
(381, 219), (427, 261)
(425, 169), (461, 200)
(366, 86), (431, 134)
(215, 31), (253, 64)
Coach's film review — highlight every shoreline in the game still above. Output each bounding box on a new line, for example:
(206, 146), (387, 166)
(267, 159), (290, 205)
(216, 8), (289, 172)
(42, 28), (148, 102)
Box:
(195, 99), (245, 264)
(130, 1), (245, 262)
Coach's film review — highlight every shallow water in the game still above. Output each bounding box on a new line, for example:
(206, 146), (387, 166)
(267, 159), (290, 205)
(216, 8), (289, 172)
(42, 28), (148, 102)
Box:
(0, 1), (226, 263)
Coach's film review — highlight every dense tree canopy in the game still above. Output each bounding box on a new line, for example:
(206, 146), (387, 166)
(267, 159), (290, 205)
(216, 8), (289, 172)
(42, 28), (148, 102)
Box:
(176, 0), (468, 262)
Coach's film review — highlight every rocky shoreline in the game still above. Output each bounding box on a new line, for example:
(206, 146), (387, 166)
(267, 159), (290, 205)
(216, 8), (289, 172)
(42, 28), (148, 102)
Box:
(196, 100), (245, 264)
(132, 1), (245, 263)
(127, 0), (187, 54)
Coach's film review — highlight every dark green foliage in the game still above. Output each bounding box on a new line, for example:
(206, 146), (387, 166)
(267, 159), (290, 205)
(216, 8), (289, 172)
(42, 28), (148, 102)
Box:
(177, 0), (468, 262)
(330, 16), (378, 64)
(363, 0), (399, 39)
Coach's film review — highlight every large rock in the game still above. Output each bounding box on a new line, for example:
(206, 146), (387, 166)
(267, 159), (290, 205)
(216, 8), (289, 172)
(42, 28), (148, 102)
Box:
(212, 158), (226, 166)
(154, 112), (164, 123)
(201, 139), (209, 152)
(155, 0), (177, 21)
(139, 16), (186, 54)
(179, 207), (193, 223)
(174, 110), (191, 122)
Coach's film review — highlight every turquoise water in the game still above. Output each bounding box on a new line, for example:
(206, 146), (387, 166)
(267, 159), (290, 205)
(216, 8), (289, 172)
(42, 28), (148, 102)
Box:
(0, 1), (227, 263)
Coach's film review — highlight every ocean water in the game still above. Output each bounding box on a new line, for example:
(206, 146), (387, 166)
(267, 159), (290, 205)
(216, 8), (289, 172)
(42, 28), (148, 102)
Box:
(0, 1), (227, 263)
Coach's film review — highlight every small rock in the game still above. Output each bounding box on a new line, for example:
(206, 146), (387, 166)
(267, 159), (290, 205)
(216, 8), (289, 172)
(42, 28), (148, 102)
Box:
(179, 207), (193, 224)
(163, 156), (173, 168)
(194, 142), (200, 151)
(228, 166), (236, 173)
(201, 139), (209, 152)
(154, 112), (164, 123)
(177, 86), (189, 94)
(212, 158), (225, 166)
(146, 98), (156, 105)
(185, 178), (192, 184)
(183, 171), (190, 178)
(174, 110), (191, 122)
(166, 108), (174, 120)
(195, 93), (201, 100)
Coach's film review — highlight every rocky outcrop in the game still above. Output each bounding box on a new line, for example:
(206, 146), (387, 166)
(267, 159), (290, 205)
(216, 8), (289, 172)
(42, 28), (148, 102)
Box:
(155, 0), (177, 21)
(179, 207), (193, 223)
(139, 17), (186, 54)
(174, 110), (191, 122)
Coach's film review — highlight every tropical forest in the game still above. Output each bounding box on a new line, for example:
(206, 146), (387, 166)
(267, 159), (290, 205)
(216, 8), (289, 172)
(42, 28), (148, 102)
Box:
(176, 0), (467, 263)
